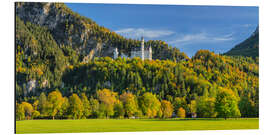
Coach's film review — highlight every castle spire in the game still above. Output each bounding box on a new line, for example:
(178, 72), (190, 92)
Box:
(141, 37), (144, 50)
(141, 36), (144, 60)
(149, 45), (152, 60)
(113, 48), (119, 59)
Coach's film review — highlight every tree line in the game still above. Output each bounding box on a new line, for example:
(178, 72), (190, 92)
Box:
(16, 87), (242, 120)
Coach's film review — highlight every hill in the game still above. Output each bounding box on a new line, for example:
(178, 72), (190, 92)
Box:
(15, 2), (188, 61)
(224, 27), (259, 57)
(15, 2), (188, 97)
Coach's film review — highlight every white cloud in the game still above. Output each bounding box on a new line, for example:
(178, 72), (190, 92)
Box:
(168, 32), (207, 44)
(168, 32), (234, 45)
(213, 33), (233, 41)
(242, 24), (253, 28)
(115, 28), (174, 38)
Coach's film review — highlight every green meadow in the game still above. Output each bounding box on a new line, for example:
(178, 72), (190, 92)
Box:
(16, 118), (259, 134)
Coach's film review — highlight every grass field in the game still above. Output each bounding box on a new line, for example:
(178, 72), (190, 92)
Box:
(16, 118), (259, 134)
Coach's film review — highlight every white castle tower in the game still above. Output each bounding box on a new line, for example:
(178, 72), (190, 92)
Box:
(141, 37), (145, 60)
(113, 48), (119, 59)
(149, 45), (152, 60)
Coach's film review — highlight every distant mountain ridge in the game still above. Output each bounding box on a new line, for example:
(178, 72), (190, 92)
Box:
(224, 27), (259, 58)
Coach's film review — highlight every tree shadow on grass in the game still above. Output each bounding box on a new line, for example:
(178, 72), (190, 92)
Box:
(138, 118), (231, 122)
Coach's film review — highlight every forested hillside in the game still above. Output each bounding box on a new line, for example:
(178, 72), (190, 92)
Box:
(16, 1), (188, 94)
(16, 49), (259, 119)
(225, 27), (259, 57)
(16, 2), (188, 61)
(16, 2), (259, 120)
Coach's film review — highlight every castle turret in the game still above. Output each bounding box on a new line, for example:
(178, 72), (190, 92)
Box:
(113, 48), (119, 59)
(149, 45), (152, 60)
(141, 37), (144, 60)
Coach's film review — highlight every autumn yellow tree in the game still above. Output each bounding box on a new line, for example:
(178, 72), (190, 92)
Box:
(140, 92), (161, 118)
(196, 97), (217, 118)
(97, 89), (117, 118)
(69, 93), (83, 119)
(38, 92), (47, 116)
(59, 97), (69, 117)
(81, 93), (91, 118)
(47, 90), (64, 120)
(120, 92), (138, 118)
(114, 100), (125, 118)
(177, 107), (186, 118)
(160, 100), (174, 118)
(21, 102), (33, 120)
(16, 103), (25, 120)
(215, 87), (241, 119)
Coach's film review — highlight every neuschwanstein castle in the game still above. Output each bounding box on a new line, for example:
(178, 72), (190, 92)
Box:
(113, 37), (152, 60)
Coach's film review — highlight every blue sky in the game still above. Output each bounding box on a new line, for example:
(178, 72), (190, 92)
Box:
(66, 3), (258, 57)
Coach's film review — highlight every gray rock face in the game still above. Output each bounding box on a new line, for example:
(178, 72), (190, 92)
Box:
(26, 80), (37, 94)
(41, 79), (49, 88)
(16, 2), (113, 58)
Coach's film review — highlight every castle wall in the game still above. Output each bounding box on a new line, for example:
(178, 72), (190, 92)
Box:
(130, 50), (152, 60)
(144, 51), (150, 59)
(131, 50), (142, 58)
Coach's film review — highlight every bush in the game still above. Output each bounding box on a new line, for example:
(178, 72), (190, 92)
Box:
(177, 107), (186, 118)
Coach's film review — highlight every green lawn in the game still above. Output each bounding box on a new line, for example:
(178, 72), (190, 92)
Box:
(16, 118), (259, 134)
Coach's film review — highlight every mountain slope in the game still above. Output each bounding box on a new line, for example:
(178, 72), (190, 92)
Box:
(16, 16), (75, 98)
(15, 2), (189, 97)
(15, 2), (188, 61)
(225, 27), (259, 57)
